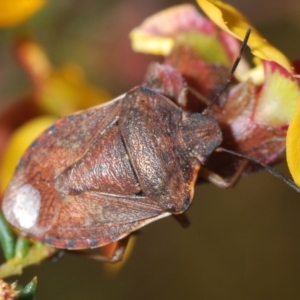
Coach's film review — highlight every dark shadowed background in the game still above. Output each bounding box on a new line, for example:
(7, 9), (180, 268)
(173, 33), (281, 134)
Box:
(1, 0), (300, 299)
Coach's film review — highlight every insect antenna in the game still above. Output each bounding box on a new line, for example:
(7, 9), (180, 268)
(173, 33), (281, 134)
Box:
(216, 147), (300, 193)
(203, 28), (251, 115)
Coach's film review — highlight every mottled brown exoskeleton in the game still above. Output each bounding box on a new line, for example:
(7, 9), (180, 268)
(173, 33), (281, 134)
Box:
(2, 30), (260, 262)
(2, 86), (223, 260)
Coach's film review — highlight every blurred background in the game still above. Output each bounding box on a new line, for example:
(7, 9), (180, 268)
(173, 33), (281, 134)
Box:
(1, 0), (300, 299)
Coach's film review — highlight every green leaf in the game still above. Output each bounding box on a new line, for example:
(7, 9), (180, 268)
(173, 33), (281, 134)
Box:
(0, 212), (15, 260)
(15, 237), (31, 259)
(16, 277), (38, 300)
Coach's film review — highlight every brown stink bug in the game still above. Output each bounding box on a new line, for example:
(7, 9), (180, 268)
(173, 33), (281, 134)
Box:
(2, 29), (298, 262)
(1, 85), (222, 258)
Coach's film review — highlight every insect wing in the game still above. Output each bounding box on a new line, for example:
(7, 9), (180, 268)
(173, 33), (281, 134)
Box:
(40, 192), (170, 249)
(2, 97), (160, 248)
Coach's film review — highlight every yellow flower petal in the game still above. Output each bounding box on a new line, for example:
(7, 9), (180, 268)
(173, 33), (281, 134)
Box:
(254, 62), (300, 126)
(0, 0), (46, 27)
(38, 63), (111, 116)
(130, 4), (216, 56)
(287, 99), (300, 186)
(103, 236), (136, 276)
(15, 39), (111, 116)
(0, 116), (56, 193)
(238, 57), (264, 84)
(130, 32), (174, 56)
(197, 0), (292, 72)
(130, 4), (195, 55)
(15, 38), (52, 83)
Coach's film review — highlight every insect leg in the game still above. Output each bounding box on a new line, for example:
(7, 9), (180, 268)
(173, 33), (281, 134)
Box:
(69, 236), (130, 263)
(200, 159), (249, 189)
(173, 213), (190, 228)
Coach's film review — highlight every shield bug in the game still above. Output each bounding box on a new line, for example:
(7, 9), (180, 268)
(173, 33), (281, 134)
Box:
(2, 29), (298, 262)
(1, 85), (222, 257)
